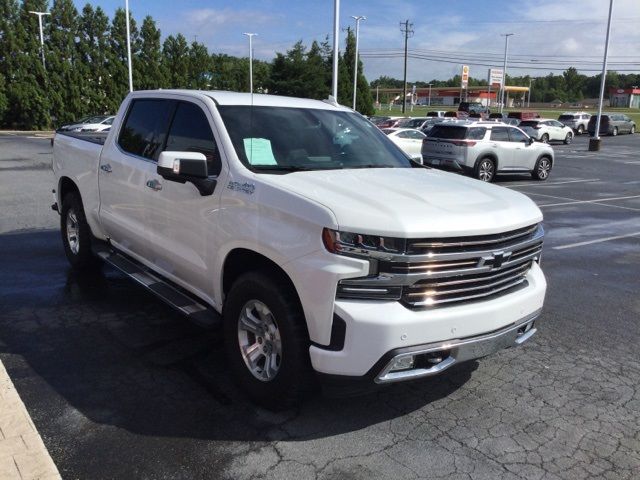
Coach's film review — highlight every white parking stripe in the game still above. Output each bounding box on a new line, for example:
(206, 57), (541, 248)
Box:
(624, 161), (640, 165)
(540, 194), (640, 208)
(506, 178), (599, 188)
(553, 231), (640, 250)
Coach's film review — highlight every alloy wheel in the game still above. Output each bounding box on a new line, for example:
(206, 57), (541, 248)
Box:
(66, 209), (80, 255)
(537, 158), (551, 180)
(237, 300), (282, 382)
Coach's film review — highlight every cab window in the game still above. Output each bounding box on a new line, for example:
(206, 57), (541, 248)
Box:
(164, 102), (221, 176)
(118, 99), (174, 160)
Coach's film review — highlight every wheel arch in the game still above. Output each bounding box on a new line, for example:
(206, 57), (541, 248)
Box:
(474, 152), (499, 171)
(58, 176), (81, 206)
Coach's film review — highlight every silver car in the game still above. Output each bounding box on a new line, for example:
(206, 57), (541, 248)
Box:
(421, 120), (555, 182)
(558, 112), (591, 135)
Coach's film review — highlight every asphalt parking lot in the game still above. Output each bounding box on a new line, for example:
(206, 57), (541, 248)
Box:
(1, 132), (639, 479)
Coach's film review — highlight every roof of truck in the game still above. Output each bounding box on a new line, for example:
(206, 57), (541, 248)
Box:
(131, 89), (353, 111)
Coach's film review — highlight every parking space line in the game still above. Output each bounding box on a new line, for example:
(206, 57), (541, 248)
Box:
(506, 178), (599, 188)
(624, 161), (640, 165)
(540, 194), (640, 208)
(553, 231), (640, 250)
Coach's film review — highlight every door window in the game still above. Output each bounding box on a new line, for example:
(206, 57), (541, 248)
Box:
(118, 99), (174, 160)
(508, 128), (529, 143)
(165, 102), (221, 176)
(490, 127), (510, 142)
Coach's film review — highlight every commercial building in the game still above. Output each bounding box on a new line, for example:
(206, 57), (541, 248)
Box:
(609, 87), (640, 108)
(375, 85), (530, 108)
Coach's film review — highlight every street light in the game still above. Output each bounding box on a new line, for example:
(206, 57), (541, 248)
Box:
(590, 0), (615, 151)
(351, 16), (366, 110)
(124, 0), (133, 92)
(332, 0), (340, 100)
(528, 78), (532, 108)
(428, 83), (432, 106)
(500, 33), (514, 113)
(243, 33), (258, 94)
(29, 11), (50, 70)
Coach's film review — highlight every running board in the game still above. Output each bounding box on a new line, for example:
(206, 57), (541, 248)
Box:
(94, 245), (221, 329)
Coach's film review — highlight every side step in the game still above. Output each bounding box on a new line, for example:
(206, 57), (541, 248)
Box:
(94, 245), (222, 329)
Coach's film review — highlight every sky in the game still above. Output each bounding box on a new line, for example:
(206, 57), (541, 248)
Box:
(74, 0), (640, 82)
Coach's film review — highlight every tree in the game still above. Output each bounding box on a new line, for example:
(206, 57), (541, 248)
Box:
(47, 0), (83, 125)
(137, 15), (166, 90)
(162, 34), (189, 88)
(107, 7), (140, 110)
(340, 28), (373, 114)
(77, 5), (111, 114)
(187, 41), (211, 89)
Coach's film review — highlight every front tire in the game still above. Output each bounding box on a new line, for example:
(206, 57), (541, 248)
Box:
(577, 125), (584, 135)
(475, 157), (496, 182)
(532, 156), (552, 181)
(631, 125), (636, 134)
(612, 127), (618, 136)
(223, 271), (313, 409)
(60, 192), (99, 270)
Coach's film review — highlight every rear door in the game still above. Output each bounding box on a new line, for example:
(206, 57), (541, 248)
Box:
(142, 98), (225, 300)
(489, 126), (514, 169)
(98, 99), (174, 260)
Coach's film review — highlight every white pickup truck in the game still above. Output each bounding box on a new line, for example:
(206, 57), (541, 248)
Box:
(52, 90), (546, 408)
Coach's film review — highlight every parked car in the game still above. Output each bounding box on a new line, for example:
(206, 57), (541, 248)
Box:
(381, 128), (426, 160)
(58, 115), (114, 132)
(558, 112), (591, 135)
(519, 119), (574, 144)
(420, 117), (448, 134)
(587, 113), (636, 136)
(397, 117), (429, 129)
(458, 102), (488, 115)
(444, 111), (468, 119)
(507, 111), (540, 121)
(52, 90), (546, 407)
(368, 115), (391, 126)
(422, 120), (554, 182)
(377, 116), (410, 128)
(426, 110), (446, 118)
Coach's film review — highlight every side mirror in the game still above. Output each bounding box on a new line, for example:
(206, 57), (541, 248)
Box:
(157, 151), (216, 196)
(528, 137), (535, 145)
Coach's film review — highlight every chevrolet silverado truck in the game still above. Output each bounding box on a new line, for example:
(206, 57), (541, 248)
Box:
(52, 90), (546, 408)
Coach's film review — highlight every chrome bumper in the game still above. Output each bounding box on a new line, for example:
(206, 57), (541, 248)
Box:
(375, 309), (540, 383)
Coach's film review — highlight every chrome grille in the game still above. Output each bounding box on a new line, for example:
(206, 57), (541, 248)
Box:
(337, 224), (543, 308)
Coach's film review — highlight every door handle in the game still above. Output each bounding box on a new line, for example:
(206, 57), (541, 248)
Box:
(100, 164), (112, 173)
(146, 179), (162, 191)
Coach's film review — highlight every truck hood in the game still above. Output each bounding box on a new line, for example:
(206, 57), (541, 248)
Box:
(260, 167), (542, 237)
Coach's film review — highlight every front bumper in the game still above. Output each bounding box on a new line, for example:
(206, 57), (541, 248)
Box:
(310, 262), (546, 379)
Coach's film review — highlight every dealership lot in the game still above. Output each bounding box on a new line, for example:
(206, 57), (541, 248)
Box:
(0, 133), (639, 479)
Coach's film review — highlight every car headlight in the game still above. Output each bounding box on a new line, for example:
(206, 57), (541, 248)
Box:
(322, 228), (406, 257)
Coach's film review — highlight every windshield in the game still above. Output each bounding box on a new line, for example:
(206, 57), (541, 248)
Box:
(86, 115), (109, 123)
(217, 106), (413, 173)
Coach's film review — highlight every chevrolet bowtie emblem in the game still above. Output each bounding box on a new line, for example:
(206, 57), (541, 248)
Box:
(478, 250), (512, 269)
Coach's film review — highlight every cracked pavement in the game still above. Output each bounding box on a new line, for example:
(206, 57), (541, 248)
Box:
(0, 133), (639, 479)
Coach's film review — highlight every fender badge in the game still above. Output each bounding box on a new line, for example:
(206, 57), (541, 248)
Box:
(227, 181), (255, 195)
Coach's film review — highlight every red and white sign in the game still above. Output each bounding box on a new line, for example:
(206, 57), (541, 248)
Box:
(461, 65), (469, 88)
(488, 68), (503, 87)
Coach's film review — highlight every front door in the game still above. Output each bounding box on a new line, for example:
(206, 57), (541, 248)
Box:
(142, 99), (225, 302)
(489, 126), (514, 170)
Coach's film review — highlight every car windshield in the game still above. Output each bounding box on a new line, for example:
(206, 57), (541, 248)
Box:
(217, 106), (413, 173)
(404, 118), (426, 128)
(86, 115), (109, 123)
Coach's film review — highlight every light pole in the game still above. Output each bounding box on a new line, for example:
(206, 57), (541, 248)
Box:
(428, 83), (432, 106)
(528, 78), (532, 107)
(331, 0), (340, 100)
(500, 33), (514, 113)
(124, 0), (133, 92)
(29, 11), (50, 70)
(590, 0), (615, 151)
(243, 33), (258, 94)
(351, 15), (366, 111)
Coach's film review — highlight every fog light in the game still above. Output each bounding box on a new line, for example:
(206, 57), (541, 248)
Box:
(389, 355), (415, 372)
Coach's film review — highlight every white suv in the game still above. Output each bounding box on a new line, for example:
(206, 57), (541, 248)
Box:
(519, 119), (574, 144)
(558, 112), (591, 135)
(422, 121), (554, 182)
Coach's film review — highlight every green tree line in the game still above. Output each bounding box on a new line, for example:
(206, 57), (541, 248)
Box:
(371, 67), (640, 104)
(0, 1), (374, 130)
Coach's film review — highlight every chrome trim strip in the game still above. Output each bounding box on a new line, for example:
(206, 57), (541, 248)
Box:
(409, 224), (539, 249)
(406, 278), (527, 307)
(375, 309), (540, 383)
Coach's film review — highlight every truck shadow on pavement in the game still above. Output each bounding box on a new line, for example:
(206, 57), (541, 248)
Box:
(0, 229), (476, 443)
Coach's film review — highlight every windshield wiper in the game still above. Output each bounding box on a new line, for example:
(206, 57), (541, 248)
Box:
(344, 164), (399, 169)
(250, 165), (316, 172)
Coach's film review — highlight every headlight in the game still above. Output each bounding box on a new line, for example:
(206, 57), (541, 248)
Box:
(322, 228), (406, 257)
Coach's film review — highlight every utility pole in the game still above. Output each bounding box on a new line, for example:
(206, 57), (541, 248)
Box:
(331, 0), (340, 100)
(528, 78), (532, 107)
(243, 33), (258, 94)
(590, 0), (614, 151)
(428, 83), (432, 106)
(500, 33), (514, 113)
(125, 0), (133, 92)
(29, 11), (50, 70)
(351, 16), (366, 111)
(400, 20), (413, 114)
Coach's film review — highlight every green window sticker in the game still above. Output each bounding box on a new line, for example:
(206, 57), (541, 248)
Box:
(243, 138), (277, 165)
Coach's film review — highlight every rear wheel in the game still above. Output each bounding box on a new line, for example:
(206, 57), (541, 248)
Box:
(540, 133), (550, 143)
(564, 132), (573, 145)
(60, 192), (99, 270)
(612, 127), (618, 136)
(631, 125), (636, 134)
(475, 158), (496, 182)
(532, 156), (552, 181)
(577, 125), (584, 135)
(223, 271), (313, 410)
